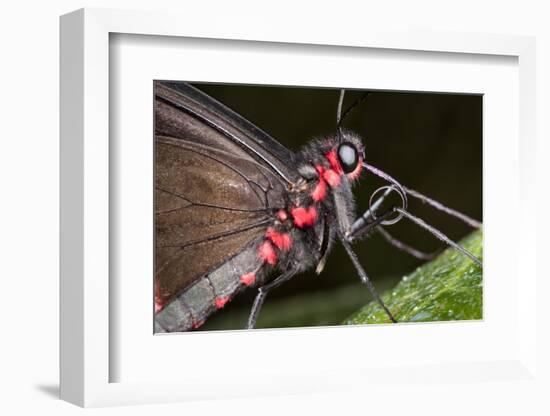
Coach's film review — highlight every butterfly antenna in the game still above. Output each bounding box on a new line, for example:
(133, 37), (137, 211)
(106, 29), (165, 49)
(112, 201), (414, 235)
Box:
(337, 91), (372, 129)
(336, 89), (345, 126)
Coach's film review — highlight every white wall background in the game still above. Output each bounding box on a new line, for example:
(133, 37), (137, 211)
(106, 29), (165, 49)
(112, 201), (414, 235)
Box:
(1, 1), (548, 414)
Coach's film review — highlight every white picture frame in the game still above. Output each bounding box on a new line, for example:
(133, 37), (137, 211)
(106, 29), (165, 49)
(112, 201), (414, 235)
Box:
(60, 7), (539, 408)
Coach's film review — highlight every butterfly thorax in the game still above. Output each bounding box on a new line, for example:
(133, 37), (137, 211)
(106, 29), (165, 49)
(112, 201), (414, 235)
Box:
(258, 130), (366, 274)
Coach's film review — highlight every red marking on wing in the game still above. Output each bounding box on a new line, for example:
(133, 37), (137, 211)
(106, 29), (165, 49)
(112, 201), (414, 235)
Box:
(266, 227), (293, 251)
(323, 169), (341, 188)
(311, 178), (327, 201)
(277, 209), (288, 222)
(291, 206), (318, 228)
(215, 296), (230, 309)
(259, 241), (278, 265)
(325, 149), (343, 174)
(154, 280), (164, 313)
(192, 320), (205, 330)
(240, 272), (257, 286)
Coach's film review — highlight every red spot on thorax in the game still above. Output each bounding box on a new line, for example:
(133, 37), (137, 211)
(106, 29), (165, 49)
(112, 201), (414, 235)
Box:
(325, 149), (343, 174)
(266, 227), (293, 251)
(291, 206), (318, 228)
(240, 272), (256, 286)
(317, 151), (342, 188)
(315, 164), (325, 176)
(259, 241), (278, 265)
(323, 169), (341, 188)
(311, 176), (327, 201)
(277, 209), (288, 222)
(215, 296), (230, 309)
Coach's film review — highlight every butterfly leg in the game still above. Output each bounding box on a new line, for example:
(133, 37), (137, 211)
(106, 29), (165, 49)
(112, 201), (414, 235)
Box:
(330, 187), (399, 323)
(340, 208), (399, 323)
(376, 227), (438, 261)
(246, 268), (297, 329)
(340, 237), (397, 323)
(394, 208), (482, 267)
(348, 206), (438, 261)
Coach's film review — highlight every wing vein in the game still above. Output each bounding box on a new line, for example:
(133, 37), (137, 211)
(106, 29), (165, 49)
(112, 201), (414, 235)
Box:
(157, 218), (271, 249)
(155, 187), (277, 214)
(157, 93), (294, 184)
(158, 140), (271, 207)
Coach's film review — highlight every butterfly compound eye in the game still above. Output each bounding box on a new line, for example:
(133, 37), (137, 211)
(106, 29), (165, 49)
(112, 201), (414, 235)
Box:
(337, 143), (359, 174)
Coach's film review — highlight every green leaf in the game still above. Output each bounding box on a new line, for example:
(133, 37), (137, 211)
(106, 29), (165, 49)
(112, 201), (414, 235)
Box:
(344, 230), (483, 325)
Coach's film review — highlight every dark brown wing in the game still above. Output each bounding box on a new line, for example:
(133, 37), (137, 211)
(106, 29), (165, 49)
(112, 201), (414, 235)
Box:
(155, 82), (291, 307)
(156, 81), (299, 183)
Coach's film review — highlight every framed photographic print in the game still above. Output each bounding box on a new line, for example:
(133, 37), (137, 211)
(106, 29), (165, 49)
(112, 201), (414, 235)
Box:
(153, 81), (483, 333)
(60, 7), (539, 409)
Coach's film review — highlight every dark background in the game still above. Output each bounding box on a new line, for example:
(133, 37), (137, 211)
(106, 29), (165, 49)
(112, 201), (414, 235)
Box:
(184, 83), (482, 330)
